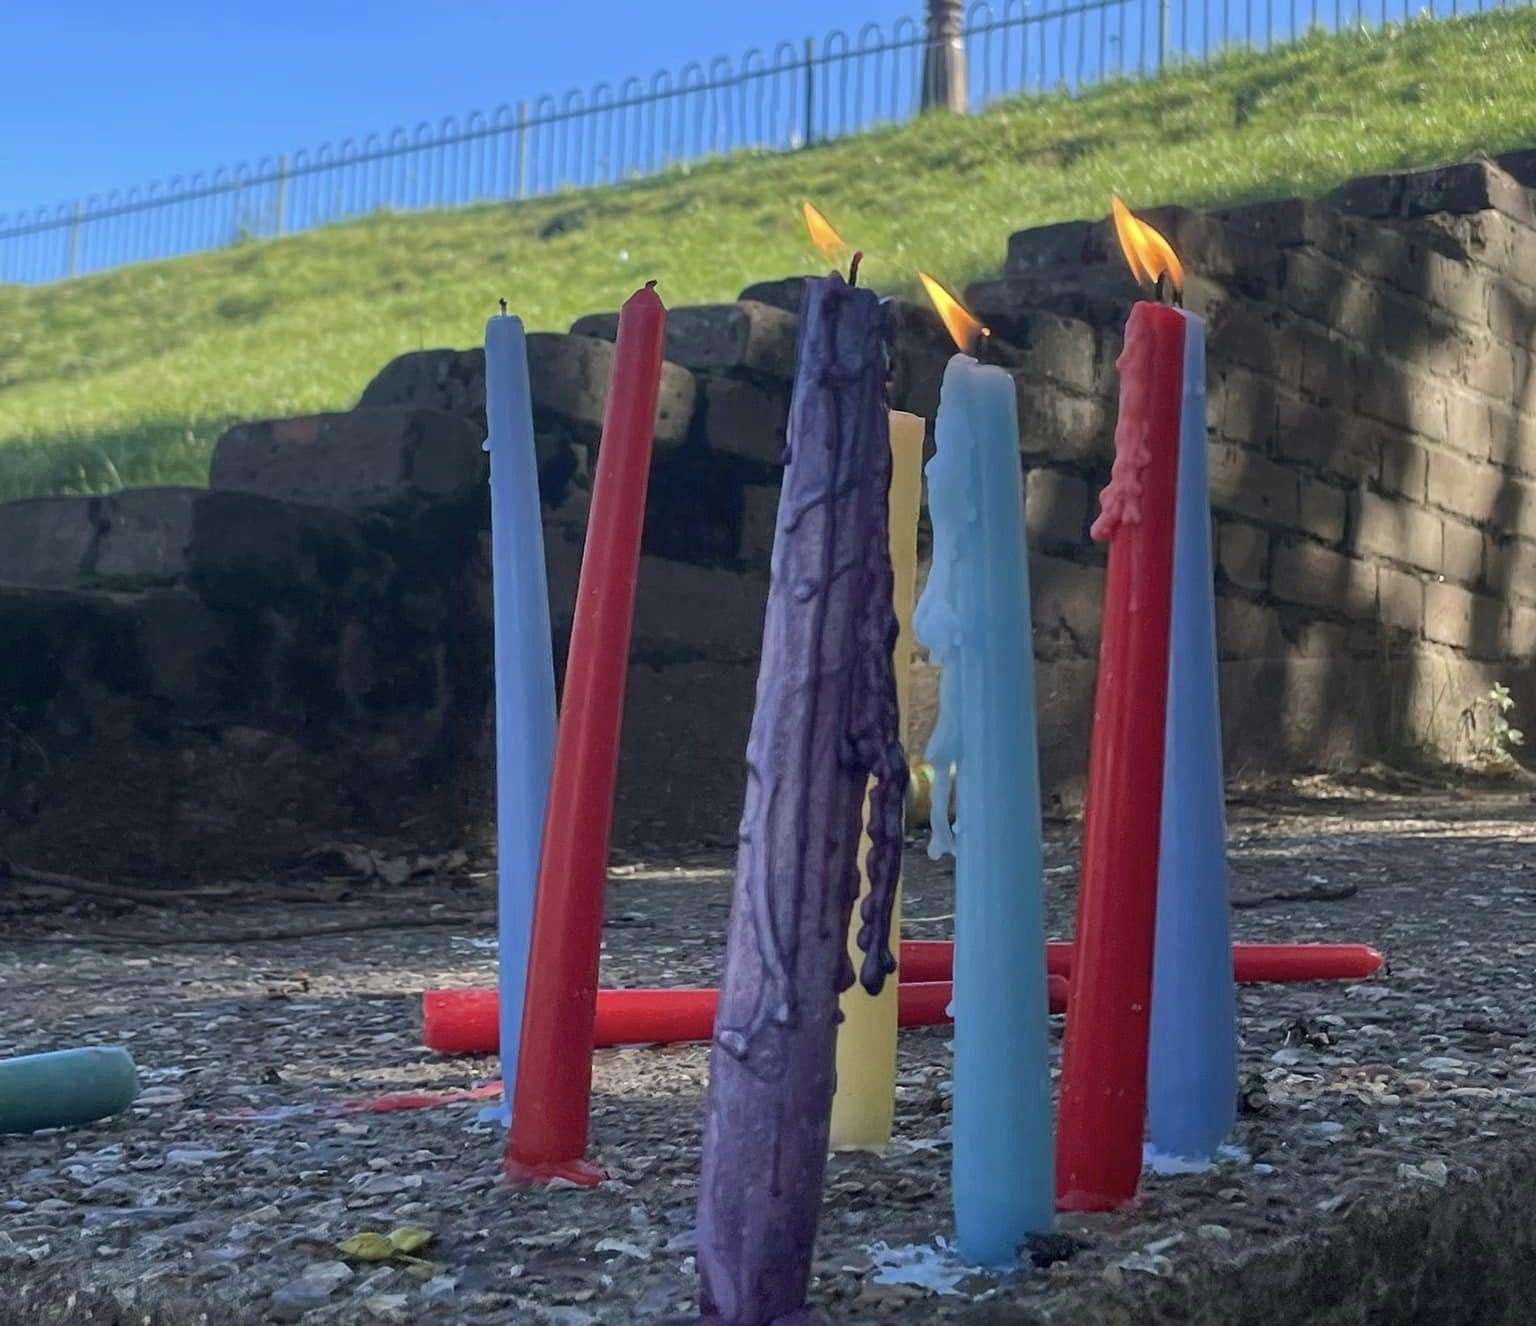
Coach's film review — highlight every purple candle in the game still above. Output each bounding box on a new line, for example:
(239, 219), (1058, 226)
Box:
(695, 272), (907, 1326)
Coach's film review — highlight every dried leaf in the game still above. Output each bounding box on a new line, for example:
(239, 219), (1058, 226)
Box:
(338, 1233), (398, 1262)
(388, 1226), (435, 1254)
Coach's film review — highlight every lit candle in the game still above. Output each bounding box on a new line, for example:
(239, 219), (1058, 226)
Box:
(912, 273), (1054, 1263)
(1146, 305), (1239, 1162)
(695, 265), (907, 1325)
(1056, 200), (1185, 1211)
(830, 408), (923, 1153)
(483, 303), (558, 1116)
(505, 282), (668, 1186)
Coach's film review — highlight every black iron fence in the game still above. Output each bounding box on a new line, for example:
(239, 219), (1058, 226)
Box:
(0, 0), (1514, 284)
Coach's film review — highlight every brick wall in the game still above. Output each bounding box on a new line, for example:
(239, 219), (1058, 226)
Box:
(956, 154), (1536, 796)
(4, 155), (1533, 877)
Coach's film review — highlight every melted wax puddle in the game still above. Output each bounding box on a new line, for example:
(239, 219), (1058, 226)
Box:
(866, 1236), (1004, 1295)
(1142, 1141), (1251, 1175)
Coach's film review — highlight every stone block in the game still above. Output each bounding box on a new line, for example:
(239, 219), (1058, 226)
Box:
(1445, 392), (1491, 462)
(90, 487), (211, 586)
(1486, 533), (1536, 605)
(1297, 331), (1356, 410)
(1442, 517), (1484, 585)
(1015, 381), (1112, 464)
(884, 298), (956, 421)
(1216, 595), (1283, 659)
(1355, 365), (1446, 442)
(1025, 468), (1089, 544)
(1029, 554), (1104, 661)
(737, 484), (781, 564)
(1215, 197), (1343, 251)
(1207, 303), (1291, 387)
(1298, 476), (1347, 544)
(570, 301), (798, 380)
(1210, 366), (1278, 447)
(1427, 449), (1505, 525)
(1351, 489), (1442, 573)
(1327, 158), (1536, 227)
(736, 276), (811, 315)
(210, 408), (486, 510)
(1378, 434), (1429, 502)
(1217, 522), (1268, 592)
(1486, 278), (1536, 347)
(1459, 337), (1517, 401)
(527, 333), (697, 449)
(356, 347), (486, 426)
(0, 494), (105, 587)
(1274, 394), (1380, 480)
(628, 559), (769, 665)
(1378, 566), (1424, 634)
(1509, 603), (1536, 658)
(1271, 540), (1376, 613)
(1425, 580), (1504, 656)
(699, 376), (789, 465)
(1005, 219), (1098, 273)
(1207, 443), (1299, 527)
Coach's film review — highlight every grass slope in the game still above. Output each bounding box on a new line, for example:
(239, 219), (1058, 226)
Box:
(4, 13), (1536, 501)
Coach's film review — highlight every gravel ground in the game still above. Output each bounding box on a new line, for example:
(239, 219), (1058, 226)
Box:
(2, 772), (1534, 1325)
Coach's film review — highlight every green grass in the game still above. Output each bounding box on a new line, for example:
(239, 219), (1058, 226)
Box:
(5, 11), (1536, 501)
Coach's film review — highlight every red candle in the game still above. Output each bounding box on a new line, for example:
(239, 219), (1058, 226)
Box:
(422, 943), (1382, 1055)
(1055, 297), (1185, 1212)
(504, 282), (667, 1186)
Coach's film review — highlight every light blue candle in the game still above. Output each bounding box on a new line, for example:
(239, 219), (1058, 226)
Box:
(1146, 311), (1237, 1162)
(915, 353), (1054, 1266)
(485, 307), (558, 1117)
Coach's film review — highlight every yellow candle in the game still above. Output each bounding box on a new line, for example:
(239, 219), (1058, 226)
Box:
(830, 408), (924, 1152)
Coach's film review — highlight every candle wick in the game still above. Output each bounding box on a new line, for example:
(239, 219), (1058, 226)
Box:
(498, 297), (507, 316)
(848, 251), (864, 288)
(645, 279), (658, 290)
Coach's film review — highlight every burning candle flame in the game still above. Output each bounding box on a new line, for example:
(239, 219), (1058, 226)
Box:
(917, 272), (988, 356)
(803, 201), (847, 261)
(1111, 196), (1184, 300)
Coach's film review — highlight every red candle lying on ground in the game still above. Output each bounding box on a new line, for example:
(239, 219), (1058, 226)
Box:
(422, 942), (1381, 1054)
(424, 978), (1072, 1054)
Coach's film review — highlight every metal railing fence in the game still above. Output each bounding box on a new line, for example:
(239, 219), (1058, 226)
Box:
(0, 0), (1517, 284)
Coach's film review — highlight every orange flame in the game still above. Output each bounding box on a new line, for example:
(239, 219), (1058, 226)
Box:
(1111, 196), (1184, 298)
(802, 201), (847, 262)
(917, 271), (987, 356)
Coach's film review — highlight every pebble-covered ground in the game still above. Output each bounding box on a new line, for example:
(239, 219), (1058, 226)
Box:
(2, 773), (1534, 1324)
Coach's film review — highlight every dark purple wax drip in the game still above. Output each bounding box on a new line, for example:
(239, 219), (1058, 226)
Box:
(695, 274), (904, 1326)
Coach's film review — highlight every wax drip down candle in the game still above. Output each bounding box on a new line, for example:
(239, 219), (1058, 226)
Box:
(505, 282), (667, 1187)
(912, 273), (1054, 1263)
(695, 265), (907, 1326)
(482, 302), (558, 1117)
(1056, 201), (1186, 1212)
(1146, 297), (1239, 1165)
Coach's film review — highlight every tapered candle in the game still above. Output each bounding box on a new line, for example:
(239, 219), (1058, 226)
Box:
(1056, 203), (1186, 1212)
(1146, 310), (1238, 1162)
(830, 408), (923, 1153)
(912, 274), (1054, 1263)
(696, 271), (906, 1326)
(483, 306), (558, 1115)
(505, 282), (667, 1186)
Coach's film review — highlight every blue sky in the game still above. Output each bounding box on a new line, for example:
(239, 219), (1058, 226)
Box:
(1, 2), (918, 216)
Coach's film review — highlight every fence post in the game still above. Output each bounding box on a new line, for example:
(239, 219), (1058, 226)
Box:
(1159, 0), (1170, 71)
(803, 37), (816, 146)
(921, 0), (969, 112)
(274, 153), (290, 236)
(66, 201), (82, 279)
(515, 101), (529, 199)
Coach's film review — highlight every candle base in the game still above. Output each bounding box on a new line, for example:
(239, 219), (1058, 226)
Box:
(1055, 1186), (1136, 1214)
(502, 1155), (606, 1188)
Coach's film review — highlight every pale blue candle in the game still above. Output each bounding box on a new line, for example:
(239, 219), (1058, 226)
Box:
(485, 308), (558, 1118)
(915, 353), (1054, 1266)
(1146, 311), (1237, 1162)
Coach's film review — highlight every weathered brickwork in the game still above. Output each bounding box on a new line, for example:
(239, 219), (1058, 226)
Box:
(3, 156), (1534, 876)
